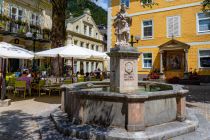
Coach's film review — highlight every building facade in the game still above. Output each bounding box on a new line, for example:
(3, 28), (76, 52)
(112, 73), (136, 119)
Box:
(66, 9), (106, 74)
(0, 0), (52, 72)
(109, 0), (210, 82)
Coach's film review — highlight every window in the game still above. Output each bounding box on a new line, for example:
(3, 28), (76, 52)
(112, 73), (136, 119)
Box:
(121, 0), (130, 7)
(11, 7), (18, 32)
(167, 16), (181, 37)
(11, 7), (23, 21)
(36, 15), (39, 25)
(11, 7), (17, 20)
(96, 33), (98, 39)
(18, 9), (23, 21)
(89, 27), (92, 36)
(74, 40), (78, 45)
(142, 19), (153, 39)
(96, 45), (99, 51)
(76, 25), (79, 32)
(197, 12), (210, 33)
(84, 25), (87, 35)
(142, 53), (152, 68)
(91, 45), (94, 50)
(199, 50), (210, 68)
(86, 43), (89, 49)
(80, 42), (84, 47)
(31, 14), (36, 25)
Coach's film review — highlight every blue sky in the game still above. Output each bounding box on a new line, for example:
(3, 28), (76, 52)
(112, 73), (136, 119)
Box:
(93, 0), (108, 10)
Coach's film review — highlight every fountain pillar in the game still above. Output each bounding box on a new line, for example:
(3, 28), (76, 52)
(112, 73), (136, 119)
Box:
(108, 47), (140, 93)
(108, 3), (140, 93)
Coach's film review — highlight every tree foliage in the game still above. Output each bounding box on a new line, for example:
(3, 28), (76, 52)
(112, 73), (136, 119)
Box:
(68, 0), (107, 26)
(202, 0), (210, 11)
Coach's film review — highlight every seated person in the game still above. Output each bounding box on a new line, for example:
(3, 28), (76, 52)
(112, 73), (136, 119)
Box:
(85, 72), (91, 81)
(17, 71), (32, 91)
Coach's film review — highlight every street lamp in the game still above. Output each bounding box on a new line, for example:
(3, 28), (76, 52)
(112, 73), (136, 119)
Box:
(26, 31), (37, 72)
(129, 35), (140, 47)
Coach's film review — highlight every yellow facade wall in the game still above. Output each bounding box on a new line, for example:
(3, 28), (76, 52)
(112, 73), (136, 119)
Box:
(111, 0), (210, 79)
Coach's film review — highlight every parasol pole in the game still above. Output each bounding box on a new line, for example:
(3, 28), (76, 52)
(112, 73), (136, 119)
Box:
(72, 57), (74, 83)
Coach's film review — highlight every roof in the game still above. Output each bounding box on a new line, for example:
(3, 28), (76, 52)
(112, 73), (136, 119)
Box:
(159, 39), (190, 51)
(66, 15), (86, 23)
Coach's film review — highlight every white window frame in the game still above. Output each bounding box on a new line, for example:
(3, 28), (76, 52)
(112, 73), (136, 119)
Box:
(31, 13), (37, 25)
(89, 27), (92, 36)
(84, 25), (87, 35)
(196, 12), (210, 34)
(11, 6), (18, 20)
(198, 49), (210, 68)
(166, 15), (181, 38)
(142, 52), (152, 69)
(120, 0), (130, 8)
(11, 6), (21, 32)
(141, 19), (154, 40)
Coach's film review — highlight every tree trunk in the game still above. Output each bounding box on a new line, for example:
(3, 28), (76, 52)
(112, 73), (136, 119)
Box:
(1, 59), (6, 100)
(51, 0), (67, 76)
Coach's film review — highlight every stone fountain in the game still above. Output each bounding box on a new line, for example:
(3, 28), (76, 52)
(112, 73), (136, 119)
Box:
(51, 4), (198, 140)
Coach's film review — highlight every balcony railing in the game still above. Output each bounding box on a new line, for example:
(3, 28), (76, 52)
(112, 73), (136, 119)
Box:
(0, 15), (51, 41)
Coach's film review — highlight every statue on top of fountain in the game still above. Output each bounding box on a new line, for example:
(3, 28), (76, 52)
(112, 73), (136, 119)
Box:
(113, 3), (132, 48)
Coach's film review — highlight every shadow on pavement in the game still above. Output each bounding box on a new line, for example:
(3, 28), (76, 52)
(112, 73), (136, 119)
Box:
(185, 85), (210, 103)
(34, 96), (61, 104)
(0, 110), (40, 140)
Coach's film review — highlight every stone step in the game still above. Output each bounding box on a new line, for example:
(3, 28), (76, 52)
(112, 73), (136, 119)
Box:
(50, 108), (200, 140)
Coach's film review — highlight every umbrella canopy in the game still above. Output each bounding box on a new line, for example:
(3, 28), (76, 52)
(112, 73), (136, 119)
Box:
(35, 44), (108, 60)
(82, 48), (109, 59)
(0, 42), (34, 59)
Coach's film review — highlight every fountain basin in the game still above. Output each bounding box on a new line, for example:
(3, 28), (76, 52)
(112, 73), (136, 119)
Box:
(61, 81), (187, 132)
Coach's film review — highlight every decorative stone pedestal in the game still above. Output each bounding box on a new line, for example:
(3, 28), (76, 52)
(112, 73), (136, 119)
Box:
(0, 99), (11, 107)
(107, 46), (140, 93)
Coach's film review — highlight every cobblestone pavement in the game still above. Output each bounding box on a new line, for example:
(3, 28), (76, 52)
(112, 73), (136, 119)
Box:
(185, 85), (210, 121)
(0, 95), (62, 140)
(0, 85), (210, 140)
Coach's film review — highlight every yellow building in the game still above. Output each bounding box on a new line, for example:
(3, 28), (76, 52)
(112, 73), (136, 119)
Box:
(0, 0), (52, 72)
(108, 0), (210, 82)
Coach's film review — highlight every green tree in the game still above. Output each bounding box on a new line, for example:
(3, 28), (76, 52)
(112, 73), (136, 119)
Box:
(202, 0), (210, 11)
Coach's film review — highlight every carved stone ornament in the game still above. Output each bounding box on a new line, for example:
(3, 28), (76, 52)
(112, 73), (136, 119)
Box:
(125, 62), (134, 74)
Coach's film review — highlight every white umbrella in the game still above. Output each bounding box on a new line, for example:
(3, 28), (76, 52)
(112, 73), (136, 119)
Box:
(80, 47), (109, 60)
(0, 42), (34, 59)
(35, 44), (91, 59)
(0, 42), (34, 100)
(35, 44), (108, 60)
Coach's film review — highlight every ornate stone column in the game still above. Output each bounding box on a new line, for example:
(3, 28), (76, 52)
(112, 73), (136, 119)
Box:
(159, 51), (165, 79)
(184, 49), (189, 79)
